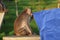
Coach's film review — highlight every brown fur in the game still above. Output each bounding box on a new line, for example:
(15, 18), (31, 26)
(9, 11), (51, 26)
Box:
(0, 1), (7, 13)
(14, 8), (33, 36)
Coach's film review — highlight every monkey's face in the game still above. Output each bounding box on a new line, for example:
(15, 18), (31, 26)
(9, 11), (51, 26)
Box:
(26, 8), (32, 16)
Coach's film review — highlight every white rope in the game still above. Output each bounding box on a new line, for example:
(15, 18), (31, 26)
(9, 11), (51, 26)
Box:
(58, 3), (60, 8)
(58, 0), (60, 8)
(15, 0), (18, 17)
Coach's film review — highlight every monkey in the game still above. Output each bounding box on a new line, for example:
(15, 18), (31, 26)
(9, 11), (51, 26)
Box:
(0, 0), (7, 13)
(14, 8), (33, 36)
(0, 0), (7, 29)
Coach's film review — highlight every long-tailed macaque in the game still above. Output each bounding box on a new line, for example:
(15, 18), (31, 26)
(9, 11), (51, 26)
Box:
(0, 0), (7, 29)
(0, 0), (6, 12)
(14, 8), (33, 36)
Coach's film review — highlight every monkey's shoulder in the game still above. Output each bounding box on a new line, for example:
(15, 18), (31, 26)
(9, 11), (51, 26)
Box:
(18, 14), (29, 19)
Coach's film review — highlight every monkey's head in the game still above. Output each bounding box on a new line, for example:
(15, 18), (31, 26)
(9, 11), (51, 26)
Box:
(0, 3), (3, 12)
(23, 8), (32, 16)
(0, 3), (7, 13)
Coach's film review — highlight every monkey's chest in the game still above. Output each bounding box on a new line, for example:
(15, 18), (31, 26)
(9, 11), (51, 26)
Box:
(19, 17), (30, 23)
(15, 16), (30, 28)
(21, 21), (26, 26)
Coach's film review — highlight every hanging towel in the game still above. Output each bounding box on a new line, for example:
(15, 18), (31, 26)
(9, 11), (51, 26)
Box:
(33, 8), (60, 40)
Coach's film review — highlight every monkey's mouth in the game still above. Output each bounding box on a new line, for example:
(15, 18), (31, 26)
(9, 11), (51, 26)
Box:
(28, 13), (32, 16)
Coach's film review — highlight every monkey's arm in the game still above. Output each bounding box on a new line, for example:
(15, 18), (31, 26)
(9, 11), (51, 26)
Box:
(30, 15), (33, 22)
(25, 23), (32, 35)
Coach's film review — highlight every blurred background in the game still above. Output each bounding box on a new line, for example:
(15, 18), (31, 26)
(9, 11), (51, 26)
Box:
(0, 0), (58, 40)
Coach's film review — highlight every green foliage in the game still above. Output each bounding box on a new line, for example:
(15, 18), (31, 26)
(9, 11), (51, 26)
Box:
(40, 0), (57, 9)
(30, 20), (39, 35)
(0, 32), (5, 38)
(43, 0), (57, 5)
(8, 31), (14, 36)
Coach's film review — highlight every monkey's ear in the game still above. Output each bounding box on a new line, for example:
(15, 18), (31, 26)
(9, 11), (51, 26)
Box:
(23, 7), (31, 13)
(22, 8), (27, 13)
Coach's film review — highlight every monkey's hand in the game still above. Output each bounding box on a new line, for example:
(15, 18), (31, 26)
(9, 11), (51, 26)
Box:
(25, 24), (33, 36)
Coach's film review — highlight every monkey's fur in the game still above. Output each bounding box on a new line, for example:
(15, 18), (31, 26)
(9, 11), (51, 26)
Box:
(0, 1), (6, 13)
(14, 8), (33, 36)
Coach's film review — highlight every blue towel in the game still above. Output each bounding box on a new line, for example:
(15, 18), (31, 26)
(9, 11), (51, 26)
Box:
(33, 8), (60, 40)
